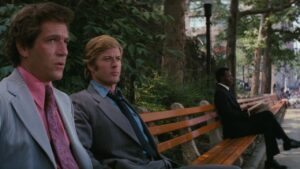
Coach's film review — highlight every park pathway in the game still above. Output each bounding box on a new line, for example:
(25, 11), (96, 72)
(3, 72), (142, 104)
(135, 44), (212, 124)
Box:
(274, 108), (300, 169)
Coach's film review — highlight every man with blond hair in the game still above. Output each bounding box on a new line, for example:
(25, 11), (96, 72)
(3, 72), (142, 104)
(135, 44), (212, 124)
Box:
(72, 35), (240, 169)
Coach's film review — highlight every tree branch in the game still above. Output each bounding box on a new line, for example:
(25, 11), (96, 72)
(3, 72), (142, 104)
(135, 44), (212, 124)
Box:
(239, 0), (298, 17)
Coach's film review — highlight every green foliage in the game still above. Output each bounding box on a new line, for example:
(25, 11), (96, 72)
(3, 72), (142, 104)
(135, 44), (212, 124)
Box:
(0, 65), (13, 79)
(135, 73), (215, 111)
(232, 0), (300, 96)
(0, 1), (167, 94)
(57, 0), (169, 94)
(0, 4), (21, 67)
(238, 15), (262, 60)
(236, 47), (248, 65)
(2, 0), (299, 113)
(1, 1), (199, 104)
(236, 0), (300, 70)
(213, 0), (230, 24)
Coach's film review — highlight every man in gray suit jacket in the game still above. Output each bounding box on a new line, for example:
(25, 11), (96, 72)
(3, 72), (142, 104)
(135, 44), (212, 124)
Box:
(0, 2), (92, 169)
(71, 35), (240, 169)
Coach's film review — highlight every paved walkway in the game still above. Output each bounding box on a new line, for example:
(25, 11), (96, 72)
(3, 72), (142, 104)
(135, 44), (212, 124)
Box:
(275, 108), (300, 169)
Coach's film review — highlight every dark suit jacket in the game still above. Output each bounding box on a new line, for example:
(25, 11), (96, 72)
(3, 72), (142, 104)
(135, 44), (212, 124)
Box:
(214, 84), (253, 138)
(71, 84), (170, 169)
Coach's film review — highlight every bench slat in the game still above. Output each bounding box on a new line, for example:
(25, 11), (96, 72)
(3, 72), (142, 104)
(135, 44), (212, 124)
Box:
(192, 135), (256, 165)
(148, 112), (218, 136)
(222, 136), (257, 165)
(208, 138), (246, 164)
(141, 104), (215, 122)
(157, 121), (221, 152)
(238, 95), (266, 104)
(191, 139), (234, 164)
(238, 95), (276, 110)
(270, 102), (286, 114)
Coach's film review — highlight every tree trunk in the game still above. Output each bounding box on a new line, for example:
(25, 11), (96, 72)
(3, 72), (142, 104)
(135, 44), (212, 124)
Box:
(226, 0), (239, 94)
(162, 0), (186, 84)
(242, 65), (244, 82)
(263, 20), (272, 93)
(260, 14), (268, 94)
(261, 0), (272, 94)
(251, 14), (265, 96)
(251, 49), (261, 96)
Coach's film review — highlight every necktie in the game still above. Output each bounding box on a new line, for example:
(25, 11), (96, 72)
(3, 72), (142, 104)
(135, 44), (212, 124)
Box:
(45, 85), (79, 169)
(107, 90), (159, 160)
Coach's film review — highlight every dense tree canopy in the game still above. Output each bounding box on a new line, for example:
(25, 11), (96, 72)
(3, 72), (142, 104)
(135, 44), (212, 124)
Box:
(1, 0), (300, 109)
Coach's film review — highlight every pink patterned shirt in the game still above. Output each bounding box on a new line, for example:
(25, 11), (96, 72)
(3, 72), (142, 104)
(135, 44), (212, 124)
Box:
(17, 66), (70, 147)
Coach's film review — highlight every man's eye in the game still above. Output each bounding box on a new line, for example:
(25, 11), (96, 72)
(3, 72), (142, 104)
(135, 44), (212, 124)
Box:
(103, 57), (112, 61)
(47, 39), (57, 43)
(64, 39), (69, 44)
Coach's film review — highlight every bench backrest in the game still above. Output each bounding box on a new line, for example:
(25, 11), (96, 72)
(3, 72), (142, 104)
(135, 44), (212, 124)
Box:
(140, 94), (279, 153)
(141, 104), (219, 153)
(238, 94), (276, 110)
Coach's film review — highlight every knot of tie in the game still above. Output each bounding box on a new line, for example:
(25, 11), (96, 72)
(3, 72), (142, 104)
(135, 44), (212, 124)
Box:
(107, 89), (123, 101)
(45, 85), (55, 111)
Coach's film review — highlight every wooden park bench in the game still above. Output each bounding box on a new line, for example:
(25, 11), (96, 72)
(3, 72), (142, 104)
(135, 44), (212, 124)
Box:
(140, 94), (287, 166)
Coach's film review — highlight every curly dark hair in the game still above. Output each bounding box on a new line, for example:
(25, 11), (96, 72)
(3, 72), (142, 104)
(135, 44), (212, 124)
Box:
(4, 2), (74, 67)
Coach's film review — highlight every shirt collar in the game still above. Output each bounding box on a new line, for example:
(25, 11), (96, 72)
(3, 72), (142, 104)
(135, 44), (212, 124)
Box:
(218, 83), (230, 91)
(90, 80), (110, 97)
(17, 66), (52, 109)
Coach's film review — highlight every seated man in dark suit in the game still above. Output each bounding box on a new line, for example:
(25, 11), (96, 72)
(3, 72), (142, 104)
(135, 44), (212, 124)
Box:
(214, 67), (300, 169)
(71, 35), (241, 169)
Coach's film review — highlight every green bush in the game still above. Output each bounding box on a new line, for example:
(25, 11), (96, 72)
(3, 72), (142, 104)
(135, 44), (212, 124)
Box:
(135, 73), (215, 111)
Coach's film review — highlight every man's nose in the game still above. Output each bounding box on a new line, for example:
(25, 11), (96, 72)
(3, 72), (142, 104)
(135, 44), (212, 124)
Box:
(57, 41), (68, 56)
(111, 58), (120, 65)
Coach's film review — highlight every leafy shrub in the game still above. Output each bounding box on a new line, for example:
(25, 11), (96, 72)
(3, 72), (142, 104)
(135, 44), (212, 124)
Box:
(135, 73), (215, 111)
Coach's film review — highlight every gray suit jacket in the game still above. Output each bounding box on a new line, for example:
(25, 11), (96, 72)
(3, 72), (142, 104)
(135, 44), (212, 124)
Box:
(0, 70), (92, 169)
(71, 84), (171, 169)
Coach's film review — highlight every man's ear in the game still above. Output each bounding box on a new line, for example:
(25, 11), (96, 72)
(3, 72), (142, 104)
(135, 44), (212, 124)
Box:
(16, 42), (29, 58)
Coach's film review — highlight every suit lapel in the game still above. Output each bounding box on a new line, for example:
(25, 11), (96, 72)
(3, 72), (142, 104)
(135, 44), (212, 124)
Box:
(54, 90), (76, 143)
(228, 91), (241, 109)
(7, 70), (56, 167)
(87, 85), (141, 145)
(122, 99), (158, 148)
(54, 90), (85, 165)
(217, 84), (240, 108)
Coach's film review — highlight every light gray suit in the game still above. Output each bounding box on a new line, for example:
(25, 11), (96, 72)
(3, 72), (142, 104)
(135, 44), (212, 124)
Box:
(71, 83), (241, 169)
(0, 70), (93, 169)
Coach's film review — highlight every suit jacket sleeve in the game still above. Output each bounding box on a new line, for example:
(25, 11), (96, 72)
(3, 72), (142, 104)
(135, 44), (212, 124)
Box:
(72, 96), (111, 169)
